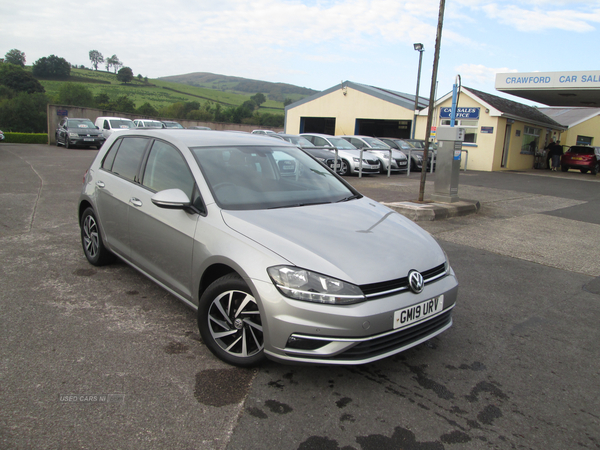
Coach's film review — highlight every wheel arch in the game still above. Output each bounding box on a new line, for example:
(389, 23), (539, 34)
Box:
(198, 263), (239, 300)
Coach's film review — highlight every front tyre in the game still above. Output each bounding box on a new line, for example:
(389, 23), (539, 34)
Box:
(198, 274), (265, 367)
(341, 159), (351, 176)
(80, 207), (113, 266)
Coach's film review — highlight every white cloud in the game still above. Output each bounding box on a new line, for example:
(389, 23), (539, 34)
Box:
(454, 63), (517, 86)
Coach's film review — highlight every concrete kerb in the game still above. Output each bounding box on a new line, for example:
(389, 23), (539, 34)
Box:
(382, 199), (481, 221)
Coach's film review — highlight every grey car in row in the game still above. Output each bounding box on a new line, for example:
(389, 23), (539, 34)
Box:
(55, 118), (105, 149)
(300, 133), (381, 175)
(79, 130), (458, 366)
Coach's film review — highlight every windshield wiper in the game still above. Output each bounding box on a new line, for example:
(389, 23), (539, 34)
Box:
(336, 194), (362, 203)
(268, 201), (332, 210)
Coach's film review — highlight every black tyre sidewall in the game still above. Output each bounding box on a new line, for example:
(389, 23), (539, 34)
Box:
(80, 207), (112, 266)
(198, 273), (265, 367)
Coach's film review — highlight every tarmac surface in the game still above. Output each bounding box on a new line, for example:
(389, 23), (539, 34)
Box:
(1, 144), (599, 450)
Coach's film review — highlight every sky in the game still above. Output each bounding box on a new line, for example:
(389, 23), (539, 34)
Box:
(2, 0), (599, 105)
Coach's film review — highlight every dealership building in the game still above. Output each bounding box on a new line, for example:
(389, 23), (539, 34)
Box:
(284, 70), (600, 172)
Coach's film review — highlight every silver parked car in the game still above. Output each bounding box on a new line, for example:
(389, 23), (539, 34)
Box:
(79, 130), (458, 366)
(300, 133), (380, 175)
(340, 135), (408, 173)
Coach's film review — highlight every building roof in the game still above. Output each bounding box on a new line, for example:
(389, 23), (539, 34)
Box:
(536, 107), (600, 128)
(285, 81), (428, 112)
(464, 87), (564, 129)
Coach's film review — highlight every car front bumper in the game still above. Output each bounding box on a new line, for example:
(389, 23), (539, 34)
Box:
(256, 271), (459, 365)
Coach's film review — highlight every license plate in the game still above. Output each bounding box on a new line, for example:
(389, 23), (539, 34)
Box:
(571, 157), (582, 160)
(393, 295), (444, 329)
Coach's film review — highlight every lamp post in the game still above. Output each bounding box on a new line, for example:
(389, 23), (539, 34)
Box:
(411, 43), (424, 140)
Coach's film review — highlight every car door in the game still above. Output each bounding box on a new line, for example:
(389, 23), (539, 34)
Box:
(127, 139), (198, 299)
(95, 137), (151, 259)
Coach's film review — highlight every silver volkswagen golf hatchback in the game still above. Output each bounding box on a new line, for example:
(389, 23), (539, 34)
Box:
(79, 130), (458, 367)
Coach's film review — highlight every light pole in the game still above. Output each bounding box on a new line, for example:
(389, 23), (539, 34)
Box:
(411, 43), (424, 140)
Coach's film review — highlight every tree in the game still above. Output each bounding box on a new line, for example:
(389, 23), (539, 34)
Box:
(106, 55), (122, 74)
(32, 55), (71, 78)
(0, 64), (45, 94)
(283, 98), (293, 107)
(136, 102), (158, 116)
(94, 93), (110, 108)
(114, 95), (135, 113)
(4, 49), (26, 67)
(250, 93), (266, 107)
(57, 83), (95, 107)
(0, 92), (49, 133)
(117, 66), (134, 83)
(89, 50), (104, 71)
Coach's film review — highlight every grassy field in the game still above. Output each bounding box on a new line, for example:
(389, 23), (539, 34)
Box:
(37, 68), (286, 114)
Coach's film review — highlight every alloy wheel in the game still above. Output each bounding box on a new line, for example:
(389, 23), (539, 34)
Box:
(82, 214), (99, 258)
(207, 290), (263, 358)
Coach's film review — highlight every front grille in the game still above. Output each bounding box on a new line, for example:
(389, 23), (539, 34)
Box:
(360, 263), (446, 299)
(330, 309), (452, 361)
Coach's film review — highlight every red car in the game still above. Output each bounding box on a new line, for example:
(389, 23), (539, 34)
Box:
(561, 146), (600, 175)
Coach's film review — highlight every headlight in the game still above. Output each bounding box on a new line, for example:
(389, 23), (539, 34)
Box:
(69, 132), (79, 138)
(267, 266), (365, 305)
(416, 155), (423, 161)
(353, 157), (360, 162)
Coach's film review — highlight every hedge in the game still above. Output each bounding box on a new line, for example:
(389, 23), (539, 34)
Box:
(2, 132), (48, 144)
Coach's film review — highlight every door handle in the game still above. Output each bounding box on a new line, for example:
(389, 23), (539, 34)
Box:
(96, 181), (105, 188)
(130, 198), (143, 207)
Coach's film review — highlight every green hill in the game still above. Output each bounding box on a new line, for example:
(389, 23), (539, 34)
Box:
(158, 72), (318, 103)
(36, 68), (317, 114)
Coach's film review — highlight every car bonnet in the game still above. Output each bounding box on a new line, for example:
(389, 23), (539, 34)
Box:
(220, 197), (445, 285)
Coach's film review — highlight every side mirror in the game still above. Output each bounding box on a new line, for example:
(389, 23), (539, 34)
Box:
(151, 189), (191, 209)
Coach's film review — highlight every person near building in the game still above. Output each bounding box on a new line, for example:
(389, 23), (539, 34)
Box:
(544, 139), (555, 170)
(549, 141), (563, 171)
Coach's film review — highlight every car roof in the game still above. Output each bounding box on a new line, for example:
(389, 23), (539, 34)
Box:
(107, 129), (296, 148)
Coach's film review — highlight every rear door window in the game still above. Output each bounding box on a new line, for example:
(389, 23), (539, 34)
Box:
(109, 137), (150, 182)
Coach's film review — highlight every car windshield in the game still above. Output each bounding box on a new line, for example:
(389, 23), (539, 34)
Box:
(68, 119), (95, 128)
(144, 122), (163, 128)
(362, 137), (390, 149)
(327, 137), (357, 150)
(285, 136), (315, 147)
(109, 119), (135, 129)
(164, 122), (184, 128)
(192, 145), (357, 210)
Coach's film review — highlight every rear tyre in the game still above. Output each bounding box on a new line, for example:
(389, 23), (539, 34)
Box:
(80, 207), (113, 266)
(580, 169), (588, 174)
(198, 273), (265, 367)
(561, 166), (568, 172)
(55, 133), (61, 146)
(592, 164), (599, 175)
(65, 138), (71, 149)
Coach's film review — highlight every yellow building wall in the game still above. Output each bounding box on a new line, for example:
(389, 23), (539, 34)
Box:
(560, 115), (600, 147)
(285, 86), (414, 135)
(417, 95), (500, 172)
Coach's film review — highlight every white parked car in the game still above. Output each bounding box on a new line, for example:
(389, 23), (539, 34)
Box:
(134, 119), (166, 128)
(94, 117), (136, 139)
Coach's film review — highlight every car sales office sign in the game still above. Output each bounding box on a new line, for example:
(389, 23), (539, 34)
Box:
(440, 107), (480, 120)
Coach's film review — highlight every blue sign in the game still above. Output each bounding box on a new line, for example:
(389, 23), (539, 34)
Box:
(481, 126), (494, 134)
(57, 109), (68, 116)
(440, 107), (480, 120)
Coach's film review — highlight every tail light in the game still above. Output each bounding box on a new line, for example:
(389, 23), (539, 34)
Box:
(83, 169), (88, 184)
